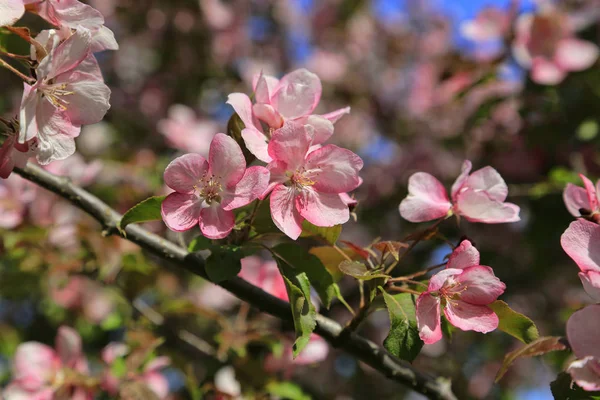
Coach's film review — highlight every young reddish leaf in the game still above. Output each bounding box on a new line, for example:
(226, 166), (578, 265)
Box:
(339, 240), (370, 260)
(489, 300), (539, 344)
(373, 241), (409, 260)
(495, 337), (567, 382)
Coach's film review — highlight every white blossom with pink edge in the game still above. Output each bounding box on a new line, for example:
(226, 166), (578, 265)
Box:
(399, 160), (520, 224)
(2, 326), (92, 400)
(157, 104), (217, 157)
(226, 68), (350, 162)
(161, 133), (270, 239)
(416, 240), (506, 344)
(19, 27), (111, 165)
(0, 0), (25, 26)
(560, 219), (600, 302)
(263, 122), (363, 240)
(566, 305), (600, 391)
(513, 10), (599, 85)
(563, 174), (600, 219)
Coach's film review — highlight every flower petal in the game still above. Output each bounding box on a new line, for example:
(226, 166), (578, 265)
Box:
(164, 153), (208, 193)
(56, 326), (82, 368)
(451, 160), (472, 201)
(580, 174), (599, 213)
(567, 357), (600, 392)
(199, 204), (234, 239)
(446, 239), (480, 270)
(161, 192), (202, 232)
(564, 183), (591, 217)
(455, 266), (505, 305)
(444, 301), (499, 333)
(0, 0), (25, 27)
(267, 121), (312, 169)
(40, 0), (105, 28)
(530, 57), (567, 85)
(241, 127), (271, 163)
(38, 27), (92, 80)
(399, 172), (452, 223)
(561, 219), (600, 273)
(209, 133), (245, 186)
(270, 184), (303, 240)
(303, 115), (334, 144)
(555, 38), (599, 72)
(271, 69), (322, 119)
(579, 271), (600, 302)
(416, 293), (442, 344)
(226, 93), (259, 130)
(253, 103), (283, 128)
(566, 304), (600, 359)
(305, 144), (363, 193)
(13, 342), (59, 391)
(19, 83), (39, 143)
(296, 189), (349, 227)
(320, 106), (351, 124)
(90, 26), (119, 53)
(221, 166), (270, 211)
(455, 189), (520, 223)
(464, 166), (508, 202)
(144, 372), (170, 399)
(428, 268), (463, 292)
(254, 73), (278, 103)
(56, 71), (111, 126)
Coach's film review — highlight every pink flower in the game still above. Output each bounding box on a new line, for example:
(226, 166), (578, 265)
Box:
(28, 0), (118, 52)
(264, 122), (363, 239)
(566, 305), (600, 391)
(50, 275), (115, 323)
(563, 174), (600, 220)
(513, 11), (599, 85)
(560, 219), (600, 302)
(19, 27), (111, 164)
(227, 68), (350, 162)
(157, 105), (217, 156)
(399, 160), (520, 224)
(0, 174), (34, 228)
(0, 123), (37, 179)
(161, 133), (270, 239)
(0, 0), (25, 26)
(416, 240), (506, 344)
(265, 334), (329, 374)
(3, 326), (91, 400)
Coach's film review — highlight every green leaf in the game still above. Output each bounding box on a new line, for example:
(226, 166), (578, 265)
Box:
(188, 236), (212, 252)
(205, 245), (244, 283)
(496, 336), (567, 382)
(100, 312), (123, 331)
(489, 300), (539, 343)
(338, 260), (389, 281)
(551, 372), (600, 400)
(380, 290), (423, 362)
(273, 243), (336, 308)
(300, 220), (342, 245)
(266, 381), (311, 400)
(276, 259), (317, 357)
(119, 196), (166, 230)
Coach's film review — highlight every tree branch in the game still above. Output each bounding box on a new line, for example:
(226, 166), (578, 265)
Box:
(14, 163), (457, 400)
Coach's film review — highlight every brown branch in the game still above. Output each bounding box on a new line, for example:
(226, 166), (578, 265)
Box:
(14, 163), (457, 400)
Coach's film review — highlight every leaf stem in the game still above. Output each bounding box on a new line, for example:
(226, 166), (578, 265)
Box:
(0, 57), (34, 84)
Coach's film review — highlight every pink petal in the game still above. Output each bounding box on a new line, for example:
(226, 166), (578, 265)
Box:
(451, 160), (472, 201)
(13, 342), (59, 391)
(101, 343), (128, 365)
(145, 356), (171, 372)
(209, 133), (245, 187)
(19, 83), (38, 143)
(226, 93), (259, 131)
(320, 106), (351, 124)
(296, 188), (349, 227)
(580, 174), (599, 212)
(303, 115), (334, 144)
(561, 219), (600, 273)
(530, 57), (567, 85)
(443, 301), (499, 333)
(90, 26), (119, 53)
(199, 204), (234, 239)
(3, 385), (54, 400)
(566, 304), (600, 359)
(564, 183), (591, 217)
(555, 38), (599, 72)
(267, 122), (313, 169)
(455, 266), (505, 305)
(262, 160), (288, 199)
(428, 268), (463, 292)
(0, 0), (25, 27)
(221, 166), (270, 211)
(446, 239), (480, 270)
(416, 293), (442, 344)
(464, 166), (508, 202)
(295, 335), (329, 364)
(305, 144), (363, 194)
(55, 71), (111, 126)
(253, 103), (283, 128)
(399, 172), (452, 223)
(567, 357), (600, 392)
(143, 372), (169, 399)
(579, 271), (600, 302)
(41, 0), (105, 28)
(455, 189), (520, 223)
(56, 326), (82, 367)
(161, 192), (202, 232)
(35, 111), (80, 165)
(163, 153), (209, 193)
(241, 127), (271, 163)
(38, 27), (92, 80)
(271, 69), (322, 119)
(254, 73), (277, 103)
(269, 184), (303, 240)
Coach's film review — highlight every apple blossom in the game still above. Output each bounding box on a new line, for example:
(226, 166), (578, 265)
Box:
(161, 133), (270, 239)
(0, 173), (33, 228)
(563, 174), (600, 220)
(513, 10), (599, 85)
(263, 121), (363, 240)
(0, 123), (37, 179)
(399, 160), (520, 224)
(50, 275), (115, 323)
(566, 305), (600, 391)
(157, 104), (217, 156)
(416, 240), (506, 344)
(227, 68), (350, 162)
(560, 219), (600, 301)
(0, 0), (25, 26)
(265, 334), (329, 373)
(3, 326), (91, 400)
(19, 27), (111, 165)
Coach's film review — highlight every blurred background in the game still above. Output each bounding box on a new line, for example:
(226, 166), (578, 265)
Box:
(1, 0), (600, 399)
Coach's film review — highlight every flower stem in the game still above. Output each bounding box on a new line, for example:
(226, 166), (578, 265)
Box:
(0, 57), (34, 84)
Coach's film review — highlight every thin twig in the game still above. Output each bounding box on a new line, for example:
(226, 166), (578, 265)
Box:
(0, 57), (34, 84)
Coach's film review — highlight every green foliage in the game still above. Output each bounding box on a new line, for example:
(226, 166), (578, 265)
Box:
(119, 196), (166, 230)
(338, 260), (389, 281)
(489, 300), (539, 344)
(266, 381), (311, 400)
(551, 372), (600, 400)
(300, 220), (342, 245)
(380, 290), (423, 362)
(205, 245), (244, 283)
(496, 337), (567, 382)
(188, 235), (212, 252)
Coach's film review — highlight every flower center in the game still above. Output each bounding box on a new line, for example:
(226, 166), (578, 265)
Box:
(288, 168), (315, 190)
(195, 173), (223, 205)
(40, 83), (74, 111)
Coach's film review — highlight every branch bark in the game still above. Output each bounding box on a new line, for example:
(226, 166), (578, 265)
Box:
(14, 163), (457, 400)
